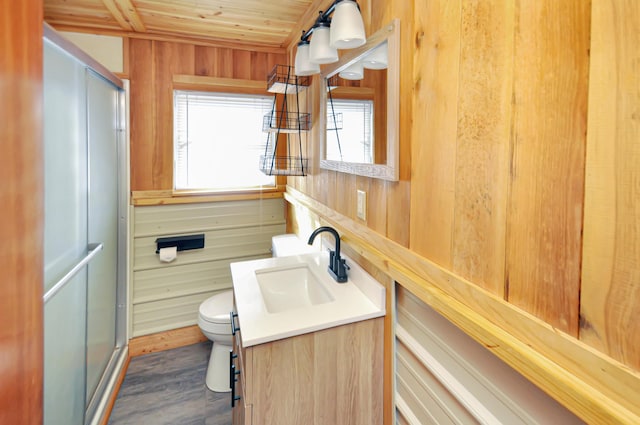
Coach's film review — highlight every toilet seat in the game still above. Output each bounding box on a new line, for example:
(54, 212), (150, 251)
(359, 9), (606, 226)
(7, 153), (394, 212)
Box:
(198, 290), (233, 326)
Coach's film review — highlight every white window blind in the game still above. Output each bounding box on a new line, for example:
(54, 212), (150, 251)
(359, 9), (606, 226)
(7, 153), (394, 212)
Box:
(326, 98), (374, 163)
(174, 90), (275, 191)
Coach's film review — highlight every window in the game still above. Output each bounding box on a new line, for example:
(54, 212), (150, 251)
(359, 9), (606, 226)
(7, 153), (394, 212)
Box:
(174, 90), (275, 191)
(326, 98), (374, 163)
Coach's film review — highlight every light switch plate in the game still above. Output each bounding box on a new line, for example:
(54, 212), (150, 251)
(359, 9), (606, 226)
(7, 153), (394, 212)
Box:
(357, 190), (367, 220)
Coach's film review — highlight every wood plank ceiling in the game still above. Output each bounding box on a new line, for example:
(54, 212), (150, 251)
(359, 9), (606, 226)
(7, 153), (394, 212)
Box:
(44, 0), (321, 49)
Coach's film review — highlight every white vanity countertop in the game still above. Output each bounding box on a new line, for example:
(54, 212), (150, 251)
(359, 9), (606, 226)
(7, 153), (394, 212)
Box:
(230, 251), (386, 347)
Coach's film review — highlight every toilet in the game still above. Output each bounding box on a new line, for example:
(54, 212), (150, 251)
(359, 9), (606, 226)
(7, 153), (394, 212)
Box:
(197, 235), (318, 392)
(197, 290), (233, 392)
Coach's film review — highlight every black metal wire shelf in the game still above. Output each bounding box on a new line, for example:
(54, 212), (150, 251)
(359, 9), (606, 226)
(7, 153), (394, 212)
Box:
(267, 64), (311, 94)
(260, 64), (309, 177)
(259, 155), (308, 176)
(262, 111), (311, 133)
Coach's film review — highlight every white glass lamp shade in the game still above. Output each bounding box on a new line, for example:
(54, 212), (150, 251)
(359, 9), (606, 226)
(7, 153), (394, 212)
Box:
(295, 42), (320, 76)
(362, 42), (388, 69)
(329, 0), (366, 49)
(338, 60), (364, 80)
(309, 25), (339, 64)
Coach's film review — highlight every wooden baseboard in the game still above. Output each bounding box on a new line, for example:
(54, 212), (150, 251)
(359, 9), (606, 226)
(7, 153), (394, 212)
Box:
(129, 325), (208, 357)
(99, 353), (131, 425)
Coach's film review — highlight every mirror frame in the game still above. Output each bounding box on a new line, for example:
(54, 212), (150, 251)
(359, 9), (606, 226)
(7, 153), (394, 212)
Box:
(319, 19), (400, 181)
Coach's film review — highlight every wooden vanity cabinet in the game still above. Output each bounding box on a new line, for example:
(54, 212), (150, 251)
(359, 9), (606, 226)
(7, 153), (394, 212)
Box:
(230, 314), (384, 425)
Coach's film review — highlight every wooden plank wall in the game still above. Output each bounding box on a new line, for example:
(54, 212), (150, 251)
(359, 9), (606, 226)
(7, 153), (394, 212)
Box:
(288, 0), (413, 246)
(0, 1), (44, 423)
(128, 39), (287, 191)
(506, 1), (589, 336)
(580, 0), (639, 369)
(412, 0), (590, 335)
(288, 0), (640, 381)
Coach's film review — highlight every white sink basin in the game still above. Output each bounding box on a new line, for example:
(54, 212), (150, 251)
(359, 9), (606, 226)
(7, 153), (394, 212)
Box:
(231, 252), (386, 347)
(255, 264), (335, 313)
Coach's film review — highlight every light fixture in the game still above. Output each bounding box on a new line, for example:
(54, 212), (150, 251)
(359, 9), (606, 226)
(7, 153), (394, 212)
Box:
(309, 21), (339, 64)
(362, 41), (388, 69)
(294, 40), (320, 76)
(338, 60), (364, 80)
(329, 0), (366, 49)
(294, 0), (366, 76)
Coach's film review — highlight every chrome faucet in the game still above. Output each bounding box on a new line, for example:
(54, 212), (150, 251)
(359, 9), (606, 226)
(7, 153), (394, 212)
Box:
(307, 226), (349, 283)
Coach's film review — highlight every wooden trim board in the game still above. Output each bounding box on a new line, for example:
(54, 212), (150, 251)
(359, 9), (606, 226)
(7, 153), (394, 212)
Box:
(130, 188), (285, 206)
(128, 325), (208, 357)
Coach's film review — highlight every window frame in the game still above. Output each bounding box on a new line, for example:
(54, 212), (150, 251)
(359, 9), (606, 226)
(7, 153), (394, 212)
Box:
(170, 75), (286, 197)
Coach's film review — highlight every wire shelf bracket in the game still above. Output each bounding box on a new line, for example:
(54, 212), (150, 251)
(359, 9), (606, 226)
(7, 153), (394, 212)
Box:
(260, 65), (310, 177)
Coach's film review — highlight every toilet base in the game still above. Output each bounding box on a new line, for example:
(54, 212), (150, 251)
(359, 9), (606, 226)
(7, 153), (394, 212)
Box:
(206, 341), (232, 392)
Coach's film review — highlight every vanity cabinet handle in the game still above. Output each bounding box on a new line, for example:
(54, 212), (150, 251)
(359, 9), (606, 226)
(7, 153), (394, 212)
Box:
(231, 382), (241, 408)
(230, 311), (240, 335)
(231, 368), (241, 407)
(229, 350), (241, 407)
(229, 351), (237, 388)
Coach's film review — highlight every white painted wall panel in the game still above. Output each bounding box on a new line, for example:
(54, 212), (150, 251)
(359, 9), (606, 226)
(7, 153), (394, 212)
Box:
(133, 224), (284, 271)
(395, 286), (585, 425)
(395, 410), (411, 425)
(132, 292), (211, 336)
(60, 32), (123, 73)
(133, 256), (264, 304)
(133, 199), (285, 237)
(131, 199), (286, 337)
(396, 342), (478, 425)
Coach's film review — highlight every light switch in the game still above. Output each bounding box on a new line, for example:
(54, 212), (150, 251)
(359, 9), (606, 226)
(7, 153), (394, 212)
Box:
(357, 190), (367, 220)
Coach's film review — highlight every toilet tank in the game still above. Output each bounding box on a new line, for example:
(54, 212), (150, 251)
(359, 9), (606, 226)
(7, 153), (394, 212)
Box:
(271, 234), (320, 257)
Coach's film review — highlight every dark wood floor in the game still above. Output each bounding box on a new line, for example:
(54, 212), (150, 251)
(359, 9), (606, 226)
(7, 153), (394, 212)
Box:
(108, 341), (232, 425)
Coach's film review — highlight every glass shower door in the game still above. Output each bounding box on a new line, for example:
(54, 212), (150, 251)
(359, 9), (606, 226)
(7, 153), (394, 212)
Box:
(43, 36), (126, 425)
(85, 69), (119, 409)
(43, 39), (90, 425)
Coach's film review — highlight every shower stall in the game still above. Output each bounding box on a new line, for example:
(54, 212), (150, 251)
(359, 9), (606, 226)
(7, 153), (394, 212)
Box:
(43, 27), (128, 425)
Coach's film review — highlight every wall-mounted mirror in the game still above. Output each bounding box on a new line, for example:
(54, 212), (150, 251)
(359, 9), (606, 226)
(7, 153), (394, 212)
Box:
(319, 19), (399, 181)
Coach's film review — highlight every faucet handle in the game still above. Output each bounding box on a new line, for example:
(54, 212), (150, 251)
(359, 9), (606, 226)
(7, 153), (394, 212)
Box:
(335, 257), (349, 282)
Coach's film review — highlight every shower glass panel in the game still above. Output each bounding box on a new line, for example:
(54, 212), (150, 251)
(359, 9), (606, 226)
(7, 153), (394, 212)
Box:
(44, 273), (88, 424)
(43, 40), (88, 294)
(85, 69), (119, 406)
(43, 39), (89, 425)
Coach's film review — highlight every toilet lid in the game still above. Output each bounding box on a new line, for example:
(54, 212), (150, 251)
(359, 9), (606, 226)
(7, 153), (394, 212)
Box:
(199, 290), (233, 323)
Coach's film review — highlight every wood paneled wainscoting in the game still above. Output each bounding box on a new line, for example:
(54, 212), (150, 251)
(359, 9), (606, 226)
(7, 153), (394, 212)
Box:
(130, 198), (286, 337)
